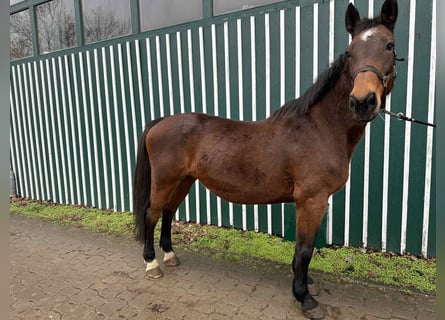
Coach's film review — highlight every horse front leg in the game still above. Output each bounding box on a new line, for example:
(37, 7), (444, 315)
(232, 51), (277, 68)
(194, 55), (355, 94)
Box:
(292, 197), (327, 319)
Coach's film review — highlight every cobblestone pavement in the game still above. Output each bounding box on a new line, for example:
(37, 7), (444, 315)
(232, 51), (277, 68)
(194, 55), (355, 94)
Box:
(10, 213), (436, 320)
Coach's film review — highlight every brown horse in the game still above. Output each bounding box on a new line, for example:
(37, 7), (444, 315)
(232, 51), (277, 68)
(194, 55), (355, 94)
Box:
(133, 0), (399, 318)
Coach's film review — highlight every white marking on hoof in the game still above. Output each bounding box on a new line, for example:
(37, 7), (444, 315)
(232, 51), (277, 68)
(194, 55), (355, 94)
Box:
(145, 259), (163, 279)
(162, 251), (176, 262)
(163, 250), (181, 266)
(145, 259), (159, 272)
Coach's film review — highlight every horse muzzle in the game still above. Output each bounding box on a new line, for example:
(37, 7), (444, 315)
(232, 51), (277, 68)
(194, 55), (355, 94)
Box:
(348, 63), (397, 122)
(349, 92), (379, 121)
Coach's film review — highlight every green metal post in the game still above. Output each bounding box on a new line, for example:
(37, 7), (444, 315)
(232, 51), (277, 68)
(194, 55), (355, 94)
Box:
(202, 0), (213, 19)
(130, 0), (140, 35)
(29, 4), (39, 56)
(74, 0), (84, 46)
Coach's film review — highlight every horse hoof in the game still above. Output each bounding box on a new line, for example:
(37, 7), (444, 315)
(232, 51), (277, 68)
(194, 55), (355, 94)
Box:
(164, 255), (181, 267)
(146, 266), (164, 279)
(303, 305), (325, 320)
(145, 260), (164, 279)
(163, 251), (181, 267)
(301, 296), (323, 319)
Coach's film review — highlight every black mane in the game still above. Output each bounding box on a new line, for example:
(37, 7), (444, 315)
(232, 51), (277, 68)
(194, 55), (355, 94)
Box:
(269, 53), (348, 120)
(269, 15), (387, 122)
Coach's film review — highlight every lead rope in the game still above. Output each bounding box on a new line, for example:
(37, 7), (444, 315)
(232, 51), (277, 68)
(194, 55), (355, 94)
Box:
(379, 54), (436, 128)
(380, 108), (436, 128)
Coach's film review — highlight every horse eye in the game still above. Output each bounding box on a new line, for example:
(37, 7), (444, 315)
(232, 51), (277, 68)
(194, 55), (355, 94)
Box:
(386, 43), (395, 51)
(345, 50), (351, 58)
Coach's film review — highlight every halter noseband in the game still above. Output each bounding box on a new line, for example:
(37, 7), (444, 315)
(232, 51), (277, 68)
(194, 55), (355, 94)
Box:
(352, 65), (396, 91)
(350, 62), (397, 109)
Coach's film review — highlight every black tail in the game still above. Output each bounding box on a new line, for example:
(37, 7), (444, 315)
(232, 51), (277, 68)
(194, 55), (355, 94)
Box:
(133, 118), (164, 243)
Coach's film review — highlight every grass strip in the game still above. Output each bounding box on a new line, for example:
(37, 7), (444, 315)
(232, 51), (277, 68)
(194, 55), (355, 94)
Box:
(10, 198), (435, 294)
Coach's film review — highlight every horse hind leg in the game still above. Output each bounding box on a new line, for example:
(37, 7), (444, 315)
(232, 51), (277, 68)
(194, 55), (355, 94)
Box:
(143, 207), (163, 279)
(158, 207), (181, 267)
(160, 209), (181, 267)
(159, 177), (196, 267)
(143, 182), (182, 279)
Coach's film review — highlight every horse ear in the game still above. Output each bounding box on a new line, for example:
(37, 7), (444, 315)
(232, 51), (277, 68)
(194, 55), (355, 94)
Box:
(380, 0), (398, 31)
(345, 3), (361, 35)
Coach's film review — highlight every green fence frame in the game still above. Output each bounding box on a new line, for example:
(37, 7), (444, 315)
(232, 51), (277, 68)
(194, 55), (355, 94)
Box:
(10, 0), (436, 257)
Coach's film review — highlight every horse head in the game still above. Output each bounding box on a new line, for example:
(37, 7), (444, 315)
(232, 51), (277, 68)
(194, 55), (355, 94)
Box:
(345, 0), (398, 121)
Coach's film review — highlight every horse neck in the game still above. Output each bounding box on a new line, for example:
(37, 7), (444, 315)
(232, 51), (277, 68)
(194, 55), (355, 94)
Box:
(313, 72), (368, 160)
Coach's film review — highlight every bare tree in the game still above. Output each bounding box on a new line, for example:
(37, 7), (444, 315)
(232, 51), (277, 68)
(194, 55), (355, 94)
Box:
(83, 5), (130, 43)
(10, 11), (33, 59)
(10, 1), (130, 59)
(36, 0), (76, 53)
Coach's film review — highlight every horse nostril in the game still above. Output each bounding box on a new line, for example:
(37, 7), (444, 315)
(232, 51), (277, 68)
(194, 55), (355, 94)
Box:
(349, 95), (359, 109)
(350, 93), (377, 113)
(365, 93), (377, 109)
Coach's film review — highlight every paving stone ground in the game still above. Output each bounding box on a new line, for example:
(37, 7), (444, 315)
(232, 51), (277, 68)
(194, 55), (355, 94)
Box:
(10, 213), (436, 320)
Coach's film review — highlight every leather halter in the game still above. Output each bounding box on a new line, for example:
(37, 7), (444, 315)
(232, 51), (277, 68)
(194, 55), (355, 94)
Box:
(351, 63), (397, 109)
(352, 65), (396, 95)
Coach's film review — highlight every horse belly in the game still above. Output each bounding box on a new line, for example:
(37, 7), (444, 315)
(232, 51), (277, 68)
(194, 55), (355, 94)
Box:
(194, 163), (294, 205)
(201, 180), (292, 205)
